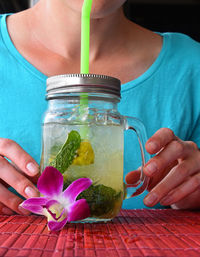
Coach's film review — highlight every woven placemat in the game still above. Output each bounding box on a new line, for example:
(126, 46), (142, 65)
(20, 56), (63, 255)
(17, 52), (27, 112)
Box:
(0, 209), (200, 257)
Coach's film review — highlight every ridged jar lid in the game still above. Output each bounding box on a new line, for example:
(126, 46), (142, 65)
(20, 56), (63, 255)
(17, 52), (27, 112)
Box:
(46, 74), (121, 99)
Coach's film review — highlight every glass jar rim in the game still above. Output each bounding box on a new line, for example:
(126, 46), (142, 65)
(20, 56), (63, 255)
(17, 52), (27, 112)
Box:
(46, 74), (121, 100)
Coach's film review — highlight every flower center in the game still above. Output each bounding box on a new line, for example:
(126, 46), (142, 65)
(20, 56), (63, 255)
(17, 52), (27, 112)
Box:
(46, 203), (67, 222)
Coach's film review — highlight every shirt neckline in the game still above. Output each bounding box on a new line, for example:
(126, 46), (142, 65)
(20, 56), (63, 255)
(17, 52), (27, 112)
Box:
(1, 13), (167, 87)
(1, 13), (47, 82)
(121, 32), (167, 92)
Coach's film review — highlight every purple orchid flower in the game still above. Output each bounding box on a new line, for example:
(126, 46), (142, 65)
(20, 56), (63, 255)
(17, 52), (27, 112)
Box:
(20, 166), (92, 231)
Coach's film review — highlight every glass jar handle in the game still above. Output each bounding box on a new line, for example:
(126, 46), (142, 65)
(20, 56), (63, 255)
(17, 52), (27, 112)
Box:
(124, 116), (151, 198)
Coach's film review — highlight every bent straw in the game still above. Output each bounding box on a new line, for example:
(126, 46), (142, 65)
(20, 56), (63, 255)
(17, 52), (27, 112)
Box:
(80, 0), (93, 139)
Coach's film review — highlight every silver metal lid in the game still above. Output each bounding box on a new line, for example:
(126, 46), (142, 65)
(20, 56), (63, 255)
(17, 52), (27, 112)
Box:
(46, 74), (121, 99)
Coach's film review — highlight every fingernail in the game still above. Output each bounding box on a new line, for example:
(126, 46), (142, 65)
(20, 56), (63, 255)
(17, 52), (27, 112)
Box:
(25, 186), (39, 198)
(145, 162), (157, 176)
(147, 142), (158, 152)
(144, 192), (158, 206)
(26, 162), (38, 175)
(18, 206), (30, 215)
(2, 207), (14, 215)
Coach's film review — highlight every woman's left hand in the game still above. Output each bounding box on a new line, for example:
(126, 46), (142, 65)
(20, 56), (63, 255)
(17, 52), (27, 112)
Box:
(139, 128), (200, 209)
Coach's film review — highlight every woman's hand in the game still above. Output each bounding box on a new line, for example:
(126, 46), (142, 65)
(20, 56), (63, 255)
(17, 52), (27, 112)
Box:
(142, 128), (200, 209)
(126, 128), (200, 209)
(0, 138), (40, 215)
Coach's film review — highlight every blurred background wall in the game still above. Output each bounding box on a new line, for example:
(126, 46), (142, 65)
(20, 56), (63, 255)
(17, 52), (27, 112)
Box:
(124, 0), (200, 42)
(0, 0), (28, 14)
(0, 0), (199, 41)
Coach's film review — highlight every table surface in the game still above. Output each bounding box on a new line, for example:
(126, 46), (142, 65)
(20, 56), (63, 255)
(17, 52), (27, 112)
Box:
(0, 209), (200, 257)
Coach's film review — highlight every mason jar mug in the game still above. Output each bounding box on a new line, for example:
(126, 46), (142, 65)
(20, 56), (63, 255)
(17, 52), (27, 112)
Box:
(40, 74), (150, 222)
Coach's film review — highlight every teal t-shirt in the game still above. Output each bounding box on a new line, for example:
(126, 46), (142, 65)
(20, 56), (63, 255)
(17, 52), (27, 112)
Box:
(1, 14), (200, 209)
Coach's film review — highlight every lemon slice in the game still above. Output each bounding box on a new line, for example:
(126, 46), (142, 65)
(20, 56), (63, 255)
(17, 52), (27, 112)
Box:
(73, 140), (94, 165)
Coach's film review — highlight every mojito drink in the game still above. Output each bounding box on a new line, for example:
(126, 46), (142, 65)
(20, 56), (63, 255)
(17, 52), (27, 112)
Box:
(40, 123), (124, 221)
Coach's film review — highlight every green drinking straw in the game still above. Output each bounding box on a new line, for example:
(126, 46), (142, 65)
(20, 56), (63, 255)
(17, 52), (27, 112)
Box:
(81, 0), (93, 74)
(80, 0), (93, 139)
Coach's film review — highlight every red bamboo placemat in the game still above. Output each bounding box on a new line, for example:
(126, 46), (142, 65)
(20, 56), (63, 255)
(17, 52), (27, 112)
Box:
(0, 209), (200, 257)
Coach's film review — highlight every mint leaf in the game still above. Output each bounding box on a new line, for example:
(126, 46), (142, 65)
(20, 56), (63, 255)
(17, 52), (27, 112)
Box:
(63, 179), (122, 217)
(50, 130), (81, 173)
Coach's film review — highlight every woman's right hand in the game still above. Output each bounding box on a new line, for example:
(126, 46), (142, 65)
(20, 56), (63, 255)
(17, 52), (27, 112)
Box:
(0, 138), (40, 215)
